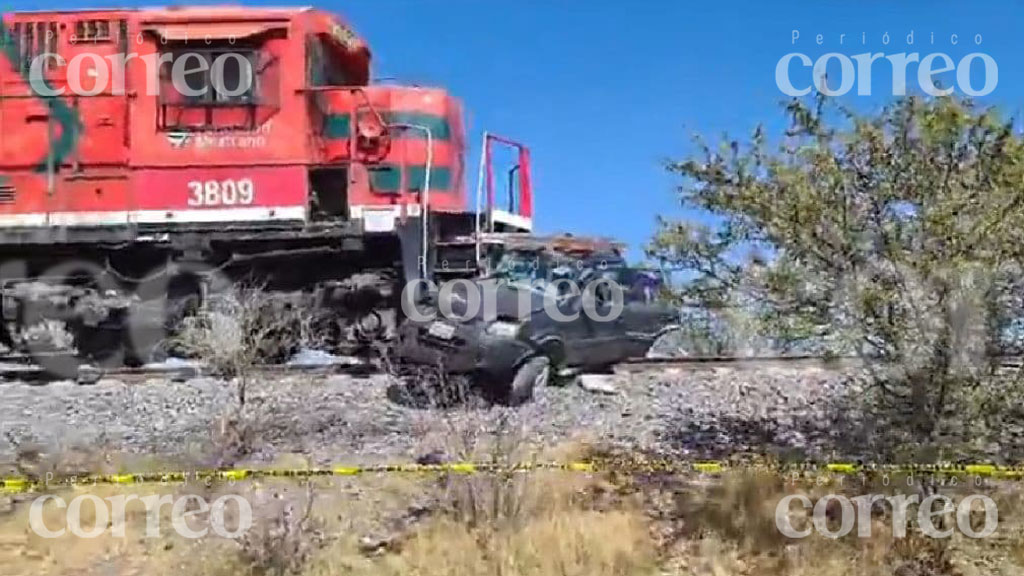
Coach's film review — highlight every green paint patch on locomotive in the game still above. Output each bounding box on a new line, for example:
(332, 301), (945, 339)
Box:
(0, 12), (83, 173)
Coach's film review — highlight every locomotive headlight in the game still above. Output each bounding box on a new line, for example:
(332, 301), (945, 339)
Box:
(486, 321), (521, 339)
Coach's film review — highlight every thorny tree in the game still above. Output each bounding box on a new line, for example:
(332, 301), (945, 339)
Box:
(649, 95), (1024, 450)
(174, 286), (305, 407)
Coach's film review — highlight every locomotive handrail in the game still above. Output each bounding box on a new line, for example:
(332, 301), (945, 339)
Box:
(350, 86), (387, 135)
(474, 132), (534, 269)
(305, 85), (390, 162)
(474, 130), (490, 268)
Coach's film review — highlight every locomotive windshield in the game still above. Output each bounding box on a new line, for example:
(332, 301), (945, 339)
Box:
(306, 21), (371, 87)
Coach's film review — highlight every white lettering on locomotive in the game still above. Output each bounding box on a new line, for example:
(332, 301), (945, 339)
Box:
(186, 178), (255, 207)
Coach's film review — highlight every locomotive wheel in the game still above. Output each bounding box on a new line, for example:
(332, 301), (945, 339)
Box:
(22, 325), (125, 381)
(74, 326), (129, 368)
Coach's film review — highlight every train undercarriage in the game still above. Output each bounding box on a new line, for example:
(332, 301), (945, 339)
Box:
(0, 218), (436, 375)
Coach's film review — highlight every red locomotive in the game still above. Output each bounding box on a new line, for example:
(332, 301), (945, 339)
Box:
(0, 6), (533, 366)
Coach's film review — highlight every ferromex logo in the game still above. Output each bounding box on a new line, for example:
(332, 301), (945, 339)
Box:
(777, 30), (998, 97)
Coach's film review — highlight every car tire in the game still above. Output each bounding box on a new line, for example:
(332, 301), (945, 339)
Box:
(507, 356), (550, 406)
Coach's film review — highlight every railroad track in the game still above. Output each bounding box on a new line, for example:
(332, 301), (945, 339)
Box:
(613, 354), (865, 372)
(0, 351), (379, 384)
(1, 352), (1021, 385)
(618, 354), (1024, 372)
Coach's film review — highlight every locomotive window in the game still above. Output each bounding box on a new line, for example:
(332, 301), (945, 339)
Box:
(8, 22), (59, 73)
(306, 36), (356, 86)
(159, 45), (279, 131)
(74, 20), (111, 42)
(162, 49), (258, 105)
(212, 53), (251, 103)
(178, 54), (207, 98)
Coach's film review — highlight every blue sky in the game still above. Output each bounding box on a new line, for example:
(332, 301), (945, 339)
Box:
(333, 1), (1017, 258)
(5, 0), (1022, 258)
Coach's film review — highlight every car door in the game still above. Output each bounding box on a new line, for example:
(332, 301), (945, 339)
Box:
(583, 265), (673, 363)
(535, 275), (592, 367)
(576, 263), (632, 365)
(617, 269), (678, 356)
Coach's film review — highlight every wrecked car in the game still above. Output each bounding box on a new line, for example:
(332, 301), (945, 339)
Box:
(395, 235), (679, 405)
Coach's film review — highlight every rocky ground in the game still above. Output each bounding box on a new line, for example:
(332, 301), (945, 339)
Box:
(0, 364), (877, 474)
(5, 365), (1024, 576)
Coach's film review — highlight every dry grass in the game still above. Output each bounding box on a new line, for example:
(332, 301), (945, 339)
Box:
(4, 407), (1024, 576)
(355, 508), (655, 576)
(0, 482), (237, 576)
(644, 471), (1024, 576)
(3, 465), (1024, 576)
(300, 469), (658, 576)
(3, 404), (1024, 576)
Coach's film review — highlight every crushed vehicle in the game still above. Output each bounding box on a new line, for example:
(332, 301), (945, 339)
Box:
(396, 233), (680, 404)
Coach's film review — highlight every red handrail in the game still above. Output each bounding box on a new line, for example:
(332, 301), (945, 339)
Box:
(483, 133), (532, 226)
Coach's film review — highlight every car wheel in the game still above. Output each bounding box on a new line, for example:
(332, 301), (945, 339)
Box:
(507, 356), (550, 406)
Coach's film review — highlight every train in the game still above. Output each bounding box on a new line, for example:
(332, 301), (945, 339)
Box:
(0, 6), (533, 369)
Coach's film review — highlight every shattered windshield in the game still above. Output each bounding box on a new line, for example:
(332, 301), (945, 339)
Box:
(492, 249), (551, 287)
(490, 247), (661, 304)
(492, 248), (629, 304)
(492, 249), (588, 288)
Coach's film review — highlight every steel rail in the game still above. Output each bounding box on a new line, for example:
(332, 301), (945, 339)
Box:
(0, 353), (1021, 385)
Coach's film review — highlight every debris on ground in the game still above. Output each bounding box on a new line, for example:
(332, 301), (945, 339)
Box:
(578, 374), (620, 395)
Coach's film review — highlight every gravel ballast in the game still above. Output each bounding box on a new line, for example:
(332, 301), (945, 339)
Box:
(0, 366), (874, 473)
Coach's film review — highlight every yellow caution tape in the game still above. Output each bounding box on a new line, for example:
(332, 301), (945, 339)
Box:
(4, 459), (1024, 494)
(693, 462), (724, 473)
